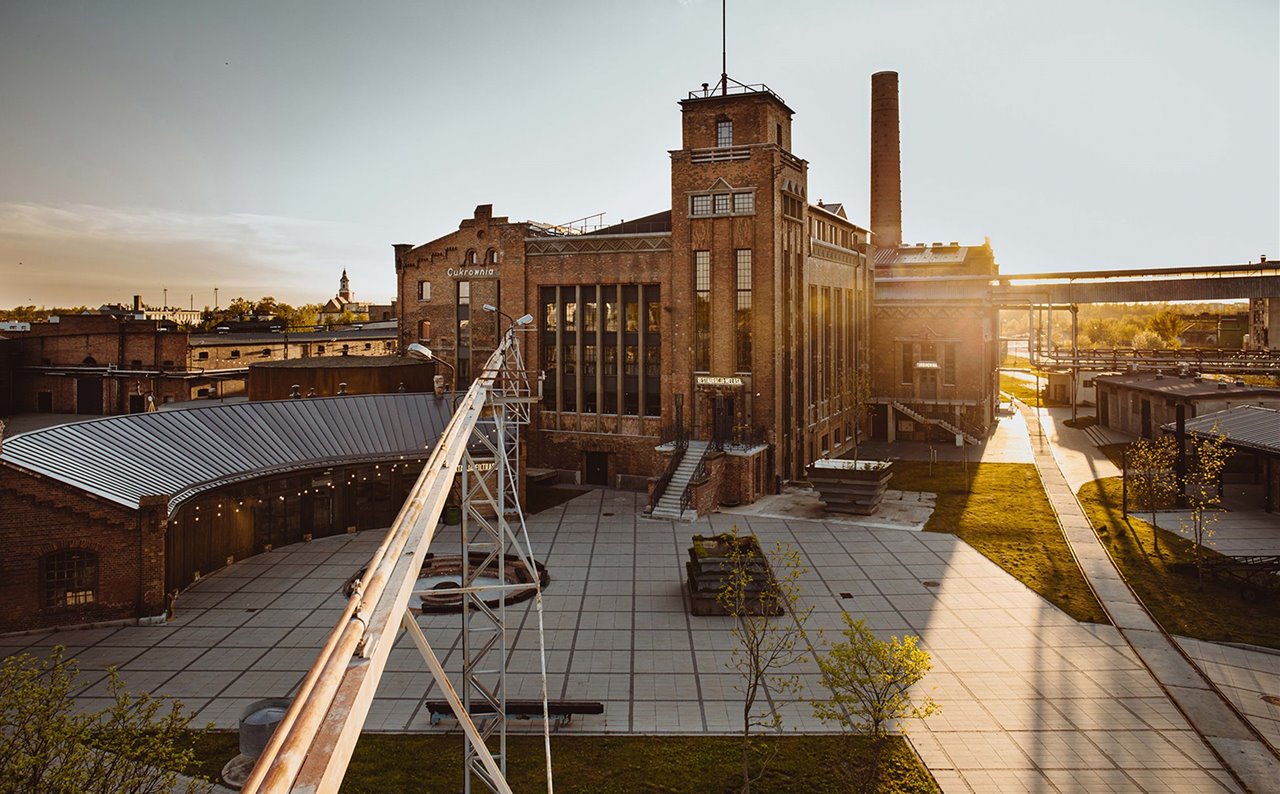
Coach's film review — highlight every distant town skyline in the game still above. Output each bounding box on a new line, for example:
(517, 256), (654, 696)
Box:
(2, 0), (1277, 308)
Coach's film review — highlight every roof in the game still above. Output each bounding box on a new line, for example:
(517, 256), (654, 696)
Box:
(0, 393), (454, 514)
(190, 327), (396, 345)
(1095, 373), (1280, 399)
(1163, 405), (1280, 455)
(586, 210), (672, 236)
(248, 355), (421, 370)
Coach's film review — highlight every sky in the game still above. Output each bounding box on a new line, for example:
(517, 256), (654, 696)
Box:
(1, 0), (1276, 309)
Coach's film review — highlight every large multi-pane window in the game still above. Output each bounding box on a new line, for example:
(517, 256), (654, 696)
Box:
(694, 252), (711, 372)
(540, 284), (661, 417)
(456, 280), (471, 382)
(735, 250), (752, 372)
(943, 342), (957, 385)
(42, 549), (97, 608)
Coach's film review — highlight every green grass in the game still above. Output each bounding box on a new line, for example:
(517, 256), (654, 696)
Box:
(892, 461), (1109, 624)
(1077, 478), (1280, 648)
(186, 732), (937, 793)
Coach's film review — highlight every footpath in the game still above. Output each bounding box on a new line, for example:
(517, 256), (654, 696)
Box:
(1013, 399), (1280, 792)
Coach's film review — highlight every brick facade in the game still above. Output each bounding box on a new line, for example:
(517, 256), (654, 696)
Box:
(0, 463), (165, 633)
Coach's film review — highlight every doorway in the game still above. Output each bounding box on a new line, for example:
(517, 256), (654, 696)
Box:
(713, 394), (735, 445)
(128, 394), (146, 413)
(919, 369), (938, 400)
(76, 378), (103, 415)
(1141, 399), (1152, 438)
(584, 451), (609, 486)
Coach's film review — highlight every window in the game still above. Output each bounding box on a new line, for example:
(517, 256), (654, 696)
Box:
(419, 320), (431, 340)
(943, 343), (956, 385)
(691, 195), (712, 216)
(901, 343), (912, 385)
(695, 251), (711, 372)
(713, 194), (730, 214)
(464, 250), (477, 264)
(260, 348), (271, 357)
(716, 119), (732, 147)
(42, 549), (97, 608)
(418, 281), (431, 301)
(317, 345), (325, 354)
(364, 342), (372, 350)
(197, 351), (209, 361)
(735, 250), (752, 371)
(485, 248), (497, 264)
(733, 192), (754, 213)
(230, 350), (240, 359)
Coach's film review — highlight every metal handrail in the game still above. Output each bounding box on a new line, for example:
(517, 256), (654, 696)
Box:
(650, 446), (686, 512)
(679, 443), (714, 514)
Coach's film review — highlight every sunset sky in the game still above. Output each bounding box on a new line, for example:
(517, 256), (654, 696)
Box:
(1, 0), (1276, 309)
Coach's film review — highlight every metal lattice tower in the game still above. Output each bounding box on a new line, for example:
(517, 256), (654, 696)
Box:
(241, 325), (552, 794)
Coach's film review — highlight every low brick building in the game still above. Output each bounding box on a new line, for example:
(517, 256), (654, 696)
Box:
(0, 394), (448, 633)
(1097, 372), (1280, 438)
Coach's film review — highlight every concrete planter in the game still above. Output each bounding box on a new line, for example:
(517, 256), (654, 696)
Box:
(807, 459), (895, 515)
(685, 534), (781, 616)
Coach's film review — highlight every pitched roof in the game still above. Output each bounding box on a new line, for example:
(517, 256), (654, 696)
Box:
(1164, 404), (1280, 455)
(0, 393), (454, 513)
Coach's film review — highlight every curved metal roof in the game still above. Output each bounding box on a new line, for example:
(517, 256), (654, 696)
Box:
(0, 394), (453, 513)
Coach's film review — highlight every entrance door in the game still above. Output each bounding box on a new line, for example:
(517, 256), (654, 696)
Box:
(920, 370), (938, 400)
(1141, 399), (1152, 438)
(713, 394), (735, 445)
(76, 378), (103, 415)
(584, 451), (609, 486)
(1099, 391), (1109, 426)
(128, 394), (146, 413)
(37, 391), (53, 413)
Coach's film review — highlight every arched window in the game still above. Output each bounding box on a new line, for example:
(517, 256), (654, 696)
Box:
(464, 249), (477, 265)
(82, 356), (97, 366)
(485, 248), (497, 264)
(41, 549), (98, 608)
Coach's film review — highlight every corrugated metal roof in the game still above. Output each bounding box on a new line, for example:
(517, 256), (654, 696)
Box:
(0, 394), (455, 513)
(1165, 405), (1280, 455)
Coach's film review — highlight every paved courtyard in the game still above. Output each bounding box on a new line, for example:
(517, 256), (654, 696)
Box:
(6, 487), (1279, 791)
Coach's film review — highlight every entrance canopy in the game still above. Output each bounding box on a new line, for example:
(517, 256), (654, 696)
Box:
(0, 394), (453, 514)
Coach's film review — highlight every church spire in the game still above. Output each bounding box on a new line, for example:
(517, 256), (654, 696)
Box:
(338, 269), (351, 301)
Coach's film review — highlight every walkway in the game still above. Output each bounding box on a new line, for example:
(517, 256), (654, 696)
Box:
(1014, 399), (1280, 792)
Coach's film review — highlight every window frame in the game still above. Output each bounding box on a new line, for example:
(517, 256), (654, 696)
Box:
(41, 549), (98, 609)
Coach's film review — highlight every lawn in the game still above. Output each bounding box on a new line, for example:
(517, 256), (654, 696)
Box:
(1077, 477), (1280, 649)
(891, 461), (1109, 624)
(187, 732), (938, 793)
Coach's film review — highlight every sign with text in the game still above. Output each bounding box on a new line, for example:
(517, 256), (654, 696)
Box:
(695, 375), (744, 388)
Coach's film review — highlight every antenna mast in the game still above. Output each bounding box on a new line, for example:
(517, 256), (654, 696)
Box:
(721, 0), (727, 94)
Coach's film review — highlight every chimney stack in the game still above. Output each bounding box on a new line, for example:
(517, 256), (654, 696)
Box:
(870, 71), (902, 250)
(133, 295), (142, 312)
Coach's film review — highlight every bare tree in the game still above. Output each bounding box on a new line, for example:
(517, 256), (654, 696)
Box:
(812, 614), (939, 793)
(1181, 429), (1234, 584)
(716, 526), (813, 794)
(1127, 435), (1178, 555)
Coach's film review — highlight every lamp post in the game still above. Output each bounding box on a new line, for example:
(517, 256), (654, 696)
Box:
(481, 304), (534, 339)
(407, 343), (456, 412)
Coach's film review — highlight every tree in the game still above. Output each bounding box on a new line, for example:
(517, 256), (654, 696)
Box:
(1181, 429), (1234, 585)
(1148, 309), (1184, 346)
(0, 647), (209, 793)
(811, 614), (938, 793)
(224, 297), (254, 321)
(1126, 435), (1177, 555)
(1130, 329), (1166, 350)
(716, 527), (813, 794)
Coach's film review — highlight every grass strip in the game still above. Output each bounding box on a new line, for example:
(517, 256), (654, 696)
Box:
(1077, 477), (1280, 649)
(187, 732), (938, 793)
(892, 461), (1109, 624)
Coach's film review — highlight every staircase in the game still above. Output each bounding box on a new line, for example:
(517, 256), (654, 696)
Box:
(891, 401), (980, 445)
(650, 440), (709, 521)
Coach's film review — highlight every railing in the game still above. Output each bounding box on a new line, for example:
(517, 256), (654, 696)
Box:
(680, 442), (714, 515)
(710, 424), (767, 452)
(690, 145), (752, 164)
(686, 80), (785, 104)
(658, 422), (689, 451)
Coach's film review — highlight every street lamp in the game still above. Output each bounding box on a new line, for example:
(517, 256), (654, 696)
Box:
(407, 343), (456, 410)
(481, 304), (534, 337)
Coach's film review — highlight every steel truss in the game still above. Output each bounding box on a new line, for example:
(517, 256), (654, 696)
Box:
(242, 325), (551, 794)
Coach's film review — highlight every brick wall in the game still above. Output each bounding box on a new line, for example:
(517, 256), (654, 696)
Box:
(0, 463), (166, 633)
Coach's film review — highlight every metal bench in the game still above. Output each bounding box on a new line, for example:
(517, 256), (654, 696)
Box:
(425, 699), (604, 727)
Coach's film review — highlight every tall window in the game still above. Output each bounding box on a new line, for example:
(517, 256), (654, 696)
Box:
(42, 549), (97, 608)
(456, 280), (471, 381)
(417, 281), (431, 301)
(735, 250), (752, 372)
(485, 248), (497, 264)
(418, 320), (431, 341)
(943, 342), (957, 385)
(691, 195), (712, 216)
(716, 120), (733, 147)
(694, 251), (711, 372)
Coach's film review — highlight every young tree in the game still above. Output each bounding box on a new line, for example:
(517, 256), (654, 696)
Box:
(1127, 435), (1177, 555)
(1148, 309), (1184, 346)
(811, 614), (938, 793)
(716, 527), (813, 794)
(1181, 429), (1234, 584)
(0, 647), (209, 793)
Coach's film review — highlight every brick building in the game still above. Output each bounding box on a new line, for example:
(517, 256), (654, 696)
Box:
(396, 79), (873, 502)
(866, 71), (1000, 442)
(1096, 372), (1280, 438)
(1, 315), (400, 414)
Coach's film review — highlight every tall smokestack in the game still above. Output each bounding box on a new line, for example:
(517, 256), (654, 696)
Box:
(870, 71), (902, 250)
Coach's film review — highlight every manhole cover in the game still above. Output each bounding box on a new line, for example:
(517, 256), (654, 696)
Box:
(603, 512), (614, 517)
(1263, 694), (1280, 707)
(839, 592), (854, 599)
(922, 580), (940, 588)
(344, 553), (548, 614)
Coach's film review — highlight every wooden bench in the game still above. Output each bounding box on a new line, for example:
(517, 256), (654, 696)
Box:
(425, 699), (604, 727)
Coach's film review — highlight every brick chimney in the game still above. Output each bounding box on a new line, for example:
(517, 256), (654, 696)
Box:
(870, 71), (902, 250)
